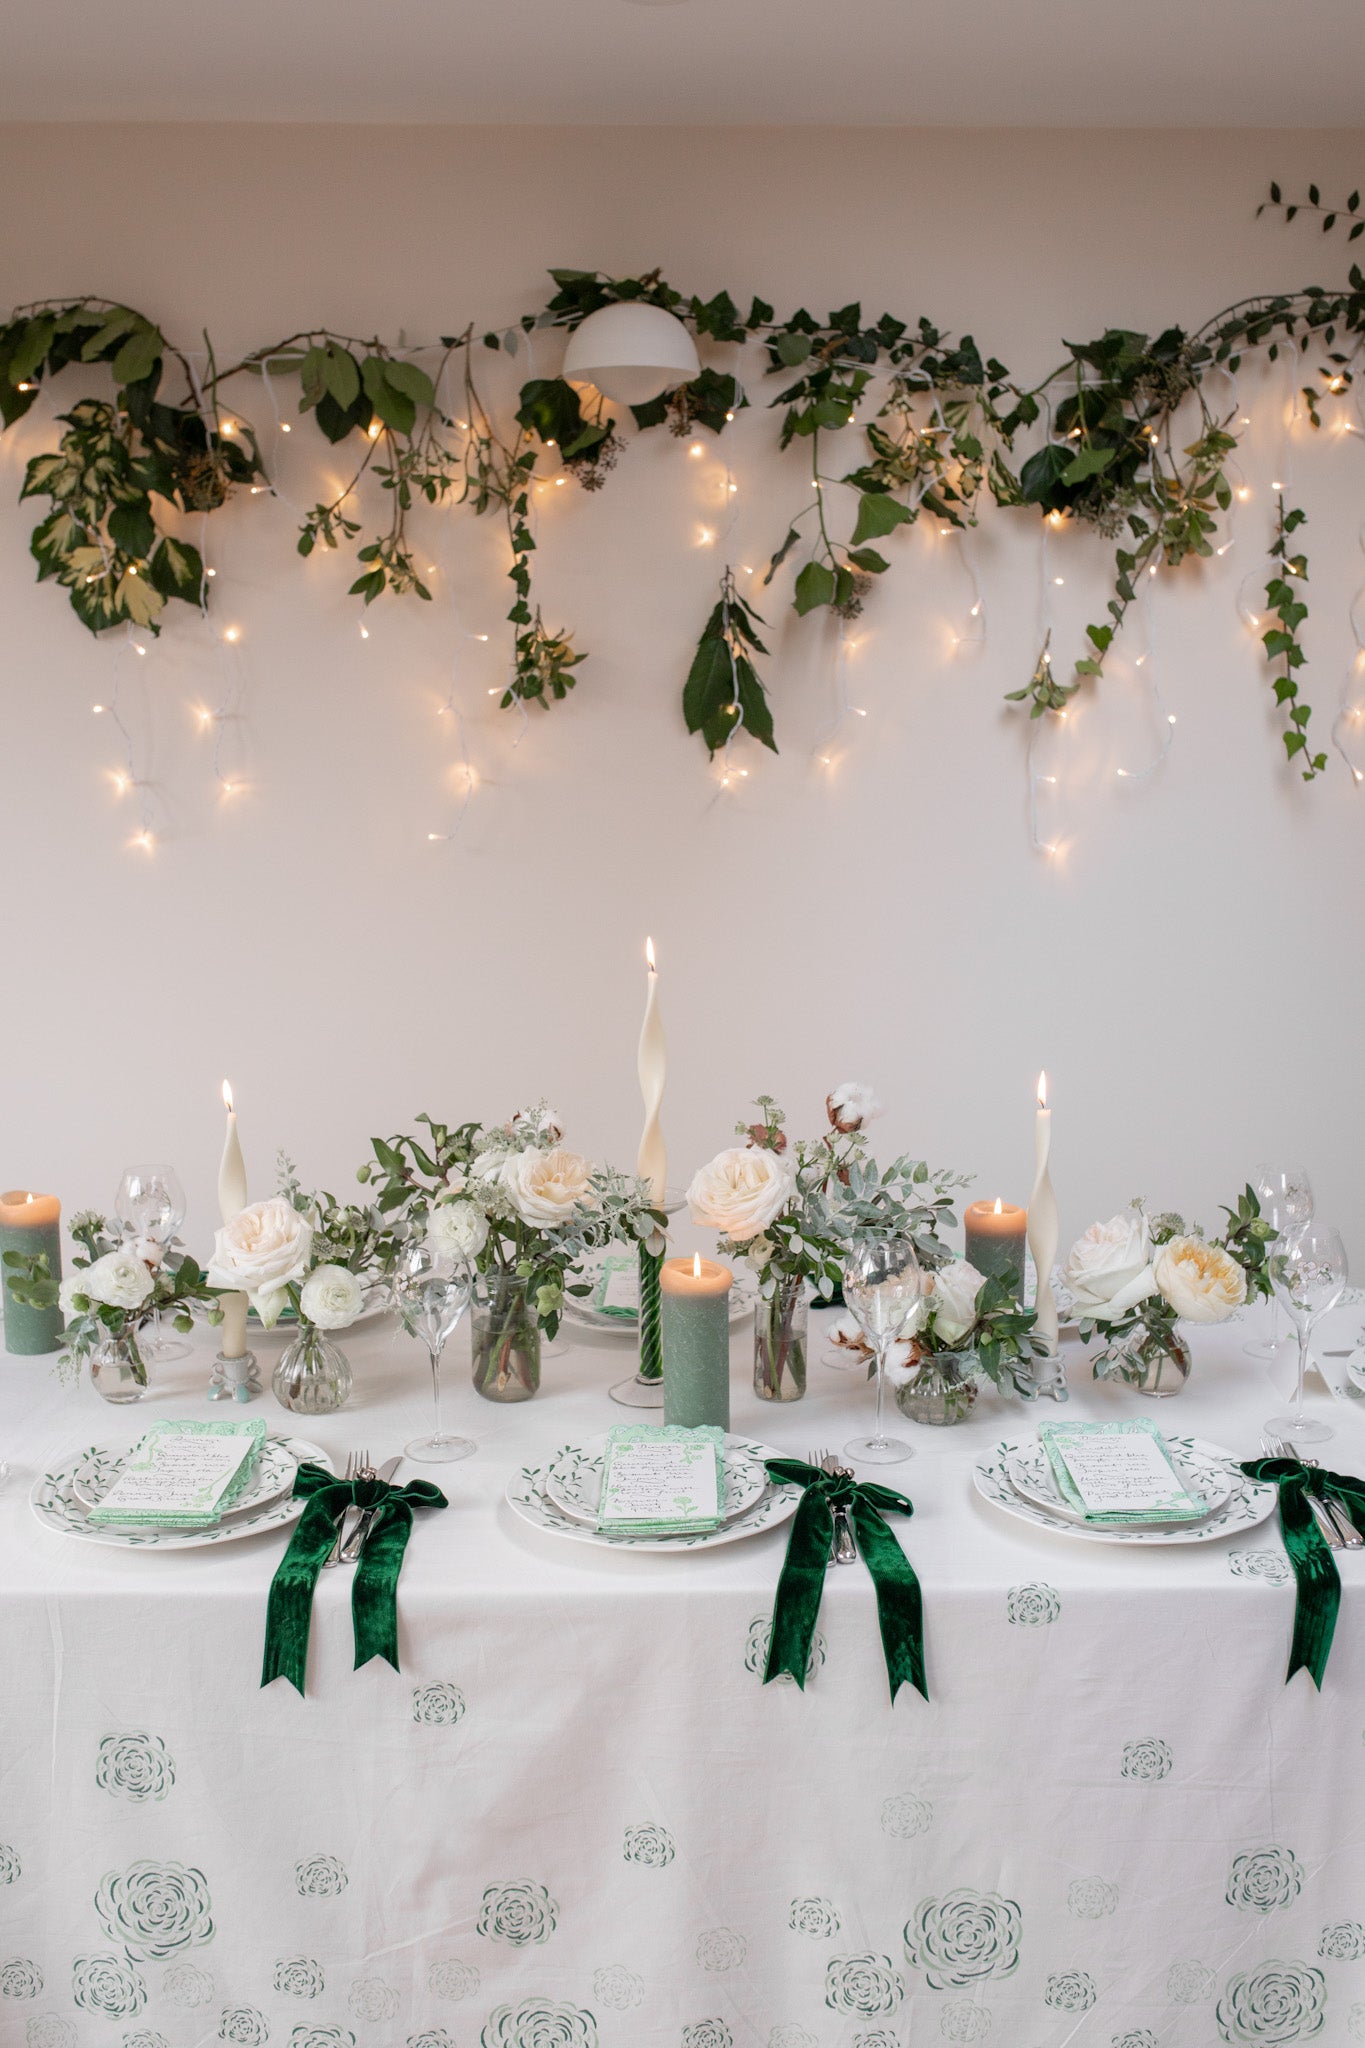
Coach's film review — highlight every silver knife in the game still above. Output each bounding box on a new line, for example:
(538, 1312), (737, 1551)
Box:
(1265, 1436), (1342, 1551)
(821, 1451), (858, 1565)
(339, 1457), (402, 1564)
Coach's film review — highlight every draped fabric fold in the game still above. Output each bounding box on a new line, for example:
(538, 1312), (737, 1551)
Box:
(262, 1462), (447, 1695)
(761, 1457), (926, 1703)
(1239, 1456), (1365, 1689)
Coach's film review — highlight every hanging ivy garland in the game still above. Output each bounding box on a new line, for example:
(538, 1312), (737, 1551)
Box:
(0, 183), (1361, 782)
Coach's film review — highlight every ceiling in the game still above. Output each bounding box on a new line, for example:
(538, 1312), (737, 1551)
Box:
(3, 0), (1364, 127)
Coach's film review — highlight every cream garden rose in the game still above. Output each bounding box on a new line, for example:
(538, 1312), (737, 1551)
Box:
(207, 1197), (314, 1325)
(1063, 1211), (1157, 1321)
(64, 1250), (155, 1314)
(501, 1147), (594, 1228)
(298, 1263), (365, 1331)
(926, 1258), (986, 1346)
(687, 1146), (797, 1243)
(428, 1199), (490, 1263)
(1153, 1235), (1247, 1322)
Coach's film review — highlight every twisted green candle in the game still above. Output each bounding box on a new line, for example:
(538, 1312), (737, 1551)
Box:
(637, 1244), (664, 1382)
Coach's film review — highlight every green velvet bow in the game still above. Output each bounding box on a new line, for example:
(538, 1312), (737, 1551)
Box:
(1240, 1456), (1365, 1689)
(762, 1458), (927, 1703)
(262, 1462), (447, 1696)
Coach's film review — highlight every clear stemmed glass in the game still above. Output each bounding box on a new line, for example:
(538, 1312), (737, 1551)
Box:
(115, 1163), (190, 1361)
(1265, 1220), (1347, 1448)
(1243, 1163), (1314, 1361)
(394, 1241), (476, 1463)
(842, 1236), (922, 1465)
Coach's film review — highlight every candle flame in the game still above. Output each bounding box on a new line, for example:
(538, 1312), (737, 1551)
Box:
(693, 1251), (702, 1279)
(1037, 1071), (1048, 1109)
(646, 935), (656, 972)
(222, 1079), (234, 1113)
(25, 1192), (33, 1206)
(993, 1197), (1003, 1215)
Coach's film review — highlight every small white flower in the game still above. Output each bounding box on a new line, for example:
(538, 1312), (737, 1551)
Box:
(827, 1081), (883, 1132)
(688, 1146), (797, 1243)
(298, 1264), (364, 1331)
(427, 1200), (489, 1264)
(77, 1251), (155, 1313)
(926, 1259), (985, 1348)
(745, 1235), (776, 1274)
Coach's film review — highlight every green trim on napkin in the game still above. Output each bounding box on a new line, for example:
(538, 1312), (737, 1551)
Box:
(595, 1423), (726, 1535)
(87, 1417), (266, 1527)
(1039, 1416), (1204, 1524)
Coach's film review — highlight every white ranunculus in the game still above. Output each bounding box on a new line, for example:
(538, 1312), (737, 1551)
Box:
(298, 1263), (365, 1331)
(206, 1197), (314, 1326)
(1153, 1235), (1247, 1323)
(1063, 1211), (1157, 1322)
(427, 1199), (489, 1263)
(59, 1272), (92, 1315)
(827, 1081), (884, 1132)
(77, 1250), (156, 1313)
(927, 1258), (986, 1346)
(501, 1146), (594, 1229)
(745, 1234), (776, 1274)
(687, 1146), (797, 1243)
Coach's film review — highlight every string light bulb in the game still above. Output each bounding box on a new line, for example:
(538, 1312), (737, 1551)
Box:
(223, 626), (241, 644)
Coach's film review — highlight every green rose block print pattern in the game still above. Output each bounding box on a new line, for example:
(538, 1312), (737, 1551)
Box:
(0, 1959), (43, 1998)
(1349, 2005), (1365, 2042)
(293, 1855), (347, 1898)
(71, 1953), (146, 2019)
(0, 1845), (22, 1885)
(218, 2009), (269, 2045)
(1121, 1739), (1173, 1782)
(1005, 1583), (1060, 1626)
(121, 2033), (170, 2048)
(289, 2030), (354, 2048)
(95, 1860), (214, 1961)
(163, 1962), (215, 2007)
(696, 1929), (748, 1971)
(789, 1897), (840, 1938)
(1226, 1847), (1305, 1914)
(940, 2003), (992, 2041)
(768, 2028), (818, 2047)
(1045, 1971), (1097, 2012)
(1112, 2033), (1159, 2048)
(409, 2034), (455, 2048)
(24, 2019), (74, 2048)
(1068, 1877), (1119, 1918)
(1320, 1923), (1365, 1959)
(1168, 1960), (1216, 2003)
(479, 1999), (598, 2047)
(623, 1824), (675, 1867)
(429, 1959), (480, 2000)
(880, 1794), (933, 1839)
(1229, 1551), (1293, 1584)
(275, 1958), (325, 1999)
(682, 2026), (732, 2048)
(477, 1882), (558, 1947)
(349, 1978), (400, 2021)
(1215, 1960), (1327, 2043)
(745, 1614), (825, 1682)
(590, 1966), (643, 2009)
(824, 1954), (905, 2016)
(904, 1890), (1023, 1990)
(96, 1733), (175, 1803)
(412, 1684), (466, 1727)
(852, 2034), (901, 2048)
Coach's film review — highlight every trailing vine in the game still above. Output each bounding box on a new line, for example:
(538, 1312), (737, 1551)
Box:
(1, 186), (1363, 788)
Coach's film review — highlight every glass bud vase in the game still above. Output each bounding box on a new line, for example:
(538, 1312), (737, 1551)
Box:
(895, 1350), (979, 1426)
(472, 1273), (541, 1403)
(272, 1324), (353, 1415)
(91, 1331), (149, 1404)
(1125, 1326), (1192, 1398)
(754, 1276), (808, 1402)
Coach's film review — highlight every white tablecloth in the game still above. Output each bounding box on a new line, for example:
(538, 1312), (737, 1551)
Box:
(2, 1303), (1364, 2048)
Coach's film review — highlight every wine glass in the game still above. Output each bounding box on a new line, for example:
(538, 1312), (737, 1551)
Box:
(394, 1241), (475, 1463)
(842, 1236), (922, 1465)
(115, 1163), (189, 1361)
(1243, 1163), (1314, 1361)
(1265, 1220), (1347, 1447)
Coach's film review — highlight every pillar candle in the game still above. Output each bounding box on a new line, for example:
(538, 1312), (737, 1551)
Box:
(0, 1190), (64, 1354)
(218, 1081), (250, 1360)
(963, 1199), (1028, 1294)
(662, 1253), (732, 1429)
(1027, 1072), (1059, 1352)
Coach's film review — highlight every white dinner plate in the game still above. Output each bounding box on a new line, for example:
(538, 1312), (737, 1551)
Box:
(31, 1437), (332, 1550)
(544, 1432), (769, 1528)
(505, 1435), (801, 1552)
(1004, 1437), (1234, 1528)
(974, 1434), (1276, 1547)
(561, 1253), (758, 1334)
(72, 1434), (297, 1523)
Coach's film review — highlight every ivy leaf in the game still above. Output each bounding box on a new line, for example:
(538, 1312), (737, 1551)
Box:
(106, 498), (155, 558)
(1017, 442), (1074, 504)
(775, 332), (813, 367)
(794, 561), (836, 614)
(111, 323), (163, 389)
(148, 535), (204, 600)
(846, 547), (889, 573)
(1059, 444), (1115, 486)
(850, 492), (913, 544)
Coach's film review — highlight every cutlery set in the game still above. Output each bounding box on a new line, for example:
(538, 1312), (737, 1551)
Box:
(1260, 1432), (1362, 1551)
(324, 1450), (404, 1569)
(811, 1447), (859, 1566)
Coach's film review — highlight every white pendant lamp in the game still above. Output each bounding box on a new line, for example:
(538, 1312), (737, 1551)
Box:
(561, 302), (700, 406)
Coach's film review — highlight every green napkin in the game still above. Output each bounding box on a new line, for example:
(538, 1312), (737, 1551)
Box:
(87, 1418), (266, 1528)
(1039, 1416), (1206, 1525)
(595, 1423), (726, 1536)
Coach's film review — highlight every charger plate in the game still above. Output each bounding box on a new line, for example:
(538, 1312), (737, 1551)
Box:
(31, 1436), (332, 1551)
(975, 1434), (1276, 1547)
(506, 1434), (799, 1552)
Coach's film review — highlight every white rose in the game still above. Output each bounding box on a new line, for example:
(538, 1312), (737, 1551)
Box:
(926, 1258), (986, 1347)
(1153, 1236), (1247, 1323)
(472, 1147), (509, 1181)
(687, 1146), (797, 1243)
(427, 1199), (489, 1263)
(206, 1197), (314, 1326)
(1063, 1211), (1157, 1321)
(76, 1250), (156, 1313)
(827, 1081), (884, 1132)
(501, 1146), (594, 1228)
(298, 1263), (365, 1331)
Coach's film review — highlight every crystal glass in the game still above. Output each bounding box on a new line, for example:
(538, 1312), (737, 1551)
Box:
(895, 1350), (978, 1425)
(754, 1275), (808, 1402)
(90, 1330), (149, 1404)
(472, 1271), (541, 1402)
(842, 1237), (921, 1464)
(115, 1163), (190, 1362)
(1243, 1163), (1314, 1361)
(272, 1325), (353, 1415)
(395, 1241), (475, 1462)
(1266, 1220), (1346, 1446)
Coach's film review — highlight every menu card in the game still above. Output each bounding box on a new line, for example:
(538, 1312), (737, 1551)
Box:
(87, 1419), (266, 1528)
(1039, 1418), (1204, 1524)
(596, 1424), (725, 1535)
(592, 1256), (639, 1321)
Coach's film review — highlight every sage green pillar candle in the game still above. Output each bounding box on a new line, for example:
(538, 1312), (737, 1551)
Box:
(662, 1254), (733, 1430)
(962, 1199), (1028, 1296)
(0, 1189), (64, 1354)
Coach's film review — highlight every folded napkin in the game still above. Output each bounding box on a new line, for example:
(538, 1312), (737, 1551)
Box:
(87, 1418), (266, 1528)
(592, 1256), (639, 1321)
(595, 1423), (726, 1535)
(1039, 1417), (1204, 1524)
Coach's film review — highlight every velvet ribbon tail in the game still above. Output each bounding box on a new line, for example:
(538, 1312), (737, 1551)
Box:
(1240, 1457), (1365, 1689)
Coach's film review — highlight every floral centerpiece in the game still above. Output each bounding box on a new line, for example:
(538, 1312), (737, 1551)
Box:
(361, 1103), (664, 1402)
(4, 1211), (222, 1403)
(830, 1256), (1045, 1424)
(1063, 1188), (1272, 1395)
(687, 1086), (970, 1402)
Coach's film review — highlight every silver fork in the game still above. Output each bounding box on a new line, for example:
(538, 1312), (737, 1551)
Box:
(324, 1449), (367, 1568)
(820, 1448), (858, 1566)
(1281, 1438), (1362, 1549)
(1264, 1435), (1343, 1551)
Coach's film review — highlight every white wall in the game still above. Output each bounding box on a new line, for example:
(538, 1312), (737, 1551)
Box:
(1, 123), (1362, 1261)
